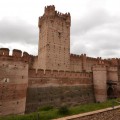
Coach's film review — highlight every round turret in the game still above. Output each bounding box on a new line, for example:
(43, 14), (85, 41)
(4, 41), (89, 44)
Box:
(92, 65), (107, 102)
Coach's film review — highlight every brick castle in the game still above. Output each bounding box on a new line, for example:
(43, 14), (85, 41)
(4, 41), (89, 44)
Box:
(0, 5), (120, 115)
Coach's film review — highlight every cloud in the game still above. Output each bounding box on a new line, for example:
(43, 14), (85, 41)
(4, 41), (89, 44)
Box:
(71, 9), (111, 36)
(71, 8), (120, 58)
(0, 6), (120, 58)
(0, 17), (38, 45)
(0, 17), (38, 55)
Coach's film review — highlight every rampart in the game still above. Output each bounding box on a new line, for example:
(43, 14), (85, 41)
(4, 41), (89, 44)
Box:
(28, 69), (93, 87)
(70, 54), (102, 72)
(26, 69), (95, 113)
(0, 48), (29, 115)
(0, 48), (29, 62)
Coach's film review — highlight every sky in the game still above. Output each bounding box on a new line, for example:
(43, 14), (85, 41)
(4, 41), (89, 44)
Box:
(0, 0), (120, 58)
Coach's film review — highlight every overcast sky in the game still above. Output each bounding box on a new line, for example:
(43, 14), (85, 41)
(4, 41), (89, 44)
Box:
(0, 0), (120, 58)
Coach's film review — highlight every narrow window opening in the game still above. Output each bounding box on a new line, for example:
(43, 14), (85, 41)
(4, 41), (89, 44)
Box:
(58, 32), (61, 38)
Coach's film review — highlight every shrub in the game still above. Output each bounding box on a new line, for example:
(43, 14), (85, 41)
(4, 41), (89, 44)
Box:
(58, 106), (70, 115)
(37, 105), (53, 111)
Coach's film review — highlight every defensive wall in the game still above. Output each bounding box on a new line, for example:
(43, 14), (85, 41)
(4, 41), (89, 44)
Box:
(1, 48), (120, 114)
(11, 51), (120, 113)
(54, 105), (120, 120)
(70, 53), (120, 72)
(26, 69), (95, 113)
(70, 54), (104, 72)
(0, 48), (29, 115)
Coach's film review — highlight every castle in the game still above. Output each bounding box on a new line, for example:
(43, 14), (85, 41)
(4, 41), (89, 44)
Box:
(0, 5), (120, 115)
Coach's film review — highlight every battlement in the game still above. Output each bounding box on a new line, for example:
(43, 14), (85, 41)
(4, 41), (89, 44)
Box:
(92, 65), (107, 71)
(107, 66), (118, 72)
(86, 56), (98, 61)
(104, 58), (120, 65)
(12, 49), (22, 57)
(0, 48), (29, 62)
(44, 5), (70, 17)
(38, 5), (71, 27)
(44, 5), (55, 15)
(29, 69), (92, 78)
(0, 48), (9, 56)
(70, 54), (82, 59)
(70, 53), (99, 61)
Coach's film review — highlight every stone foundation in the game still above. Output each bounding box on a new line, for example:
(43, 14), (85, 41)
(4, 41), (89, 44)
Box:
(26, 85), (95, 113)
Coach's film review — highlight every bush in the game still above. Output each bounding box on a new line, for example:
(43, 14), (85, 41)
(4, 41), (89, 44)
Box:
(37, 105), (53, 111)
(58, 106), (70, 115)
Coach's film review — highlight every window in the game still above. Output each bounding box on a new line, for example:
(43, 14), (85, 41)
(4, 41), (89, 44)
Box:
(58, 32), (61, 38)
(3, 78), (9, 83)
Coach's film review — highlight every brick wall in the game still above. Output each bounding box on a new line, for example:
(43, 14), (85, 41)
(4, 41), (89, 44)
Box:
(0, 49), (28, 115)
(26, 69), (95, 113)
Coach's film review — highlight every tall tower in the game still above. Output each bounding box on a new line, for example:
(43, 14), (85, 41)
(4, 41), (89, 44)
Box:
(38, 5), (71, 71)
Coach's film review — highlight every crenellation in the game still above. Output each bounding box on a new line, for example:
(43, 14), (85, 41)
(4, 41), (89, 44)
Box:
(28, 69), (36, 77)
(44, 5), (55, 16)
(23, 52), (29, 58)
(107, 66), (118, 72)
(13, 49), (22, 57)
(52, 70), (59, 77)
(92, 65), (107, 71)
(0, 48), (29, 63)
(36, 69), (44, 77)
(44, 69), (52, 77)
(0, 48), (9, 56)
(28, 67), (93, 79)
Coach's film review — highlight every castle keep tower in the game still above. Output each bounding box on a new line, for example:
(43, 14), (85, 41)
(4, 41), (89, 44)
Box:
(38, 5), (71, 71)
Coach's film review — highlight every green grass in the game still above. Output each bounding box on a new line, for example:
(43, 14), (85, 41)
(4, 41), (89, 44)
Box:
(0, 99), (120, 120)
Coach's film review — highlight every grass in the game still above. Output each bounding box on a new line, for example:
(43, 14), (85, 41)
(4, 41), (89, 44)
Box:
(0, 99), (120, 120)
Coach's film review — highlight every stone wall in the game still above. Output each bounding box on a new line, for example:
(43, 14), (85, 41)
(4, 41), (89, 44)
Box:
(26, 69), (95, 113)
(54, 106), (120, 120)
(26, 85), (95, 113)
(70, 54), (101, 72)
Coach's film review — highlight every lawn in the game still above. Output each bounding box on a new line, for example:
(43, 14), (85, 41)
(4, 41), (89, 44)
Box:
(0, 99), (119, 120)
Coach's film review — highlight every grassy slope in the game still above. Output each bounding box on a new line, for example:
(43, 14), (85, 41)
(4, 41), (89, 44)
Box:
(0, 99), (119, 120)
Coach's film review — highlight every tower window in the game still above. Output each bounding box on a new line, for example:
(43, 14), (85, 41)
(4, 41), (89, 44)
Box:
(58, 32), (61, 38)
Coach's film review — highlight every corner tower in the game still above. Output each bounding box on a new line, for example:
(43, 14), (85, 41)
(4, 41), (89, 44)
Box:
(38, 5), (71, 71)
